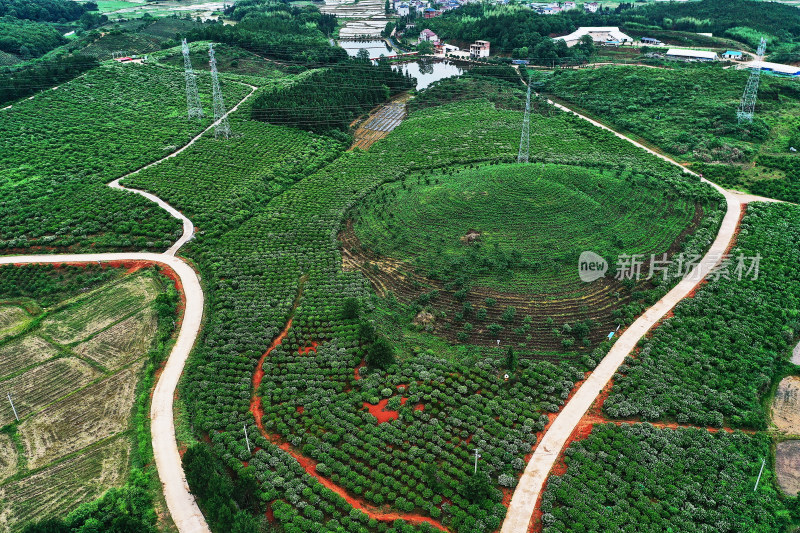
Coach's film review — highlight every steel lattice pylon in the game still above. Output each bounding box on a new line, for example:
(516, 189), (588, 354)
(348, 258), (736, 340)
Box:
(209, 43), (231, 140)
(517, 78), (532, 163)
(737, 37), (767, 124)
(182, 39), (204, 120)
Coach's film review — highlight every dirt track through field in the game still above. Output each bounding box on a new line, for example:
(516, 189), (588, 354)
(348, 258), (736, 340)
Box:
(499, 96), (750, 533)
(0, 81), (257, 532)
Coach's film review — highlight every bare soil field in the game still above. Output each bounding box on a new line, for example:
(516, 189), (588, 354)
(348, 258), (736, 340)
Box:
(19, 364), (143, 470)
(0, 336), (59, 380)
(0, 358), (100, 427)
(0, 436), (130, 532)
(74, 307), (157, 370)
(39, 273), (159, 345)
(0, 433), (18, 482)
(776, 440), (800, 496)
(772, 375), (800, 435)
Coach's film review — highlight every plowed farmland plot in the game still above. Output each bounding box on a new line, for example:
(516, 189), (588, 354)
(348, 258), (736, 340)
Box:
(19, 364), (142, 469)
(0, 436), (130, 532)
(0, 433), (18, 483)
(0, 358), (100, 427)
(0, 265), (171, 530)
(39, 273), (159, 345)
(0, 336), (59, 380)
(73, 308), (157, 370)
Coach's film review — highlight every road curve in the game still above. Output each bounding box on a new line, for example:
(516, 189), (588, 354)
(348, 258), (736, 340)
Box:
(0, 77), (259, 533)
(500, 100), (743, 533)
(0, 253), (209, 532)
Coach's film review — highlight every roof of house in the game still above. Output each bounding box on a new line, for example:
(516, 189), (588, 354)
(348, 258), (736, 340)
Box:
(665, 49), (718, 59)
(558, 27), (632, 44)
(724, 50), (743, 56)
(420, 28), (437, 36)
(756, 61), (800, 75)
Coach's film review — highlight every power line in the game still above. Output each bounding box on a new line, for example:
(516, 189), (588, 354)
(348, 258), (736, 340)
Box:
(737, 37), (767, 125)
(209, 43), (231, 140)
(182, 38), (204, 120)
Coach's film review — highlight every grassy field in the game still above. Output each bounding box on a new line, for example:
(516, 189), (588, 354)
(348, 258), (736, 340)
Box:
(0, 266), (171, 531)
(0, 306), (31, 341)
(352, 163), (697, 294)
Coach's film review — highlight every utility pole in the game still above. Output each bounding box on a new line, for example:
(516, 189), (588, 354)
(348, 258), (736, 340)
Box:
(243, 423), (251, 453)
(737, 37), (767, 124)
(209, 43), (231, 140)
(517, 76), (531, 164)
(182, 39), (204, 120)
(754, 457), (766, 491)
(473, 448), (480, 474)
(7, 393), (18, 421)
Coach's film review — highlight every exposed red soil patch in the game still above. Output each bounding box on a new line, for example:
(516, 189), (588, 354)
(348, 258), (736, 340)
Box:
(500, 487), (514, 507)
(363, 397), (409, 423)
(249, 320), (449, 532)
(298, 341), (319, 355)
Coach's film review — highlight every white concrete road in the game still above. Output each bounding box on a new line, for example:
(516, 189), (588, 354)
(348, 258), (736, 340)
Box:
(500, 99), (747, 533)
(0, 252), (209, 532)
(0, 79), (258, 533)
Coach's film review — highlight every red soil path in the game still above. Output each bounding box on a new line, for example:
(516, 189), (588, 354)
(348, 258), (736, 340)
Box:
(354, 360), (365, 381)
(249, 320), (449, 532)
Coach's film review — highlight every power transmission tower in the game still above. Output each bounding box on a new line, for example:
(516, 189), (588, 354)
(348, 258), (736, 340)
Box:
(182, 39), (203, 120)
(737, 37), (767, 124)
(209, 43), (231, 140)
(517, 77), (532, 163)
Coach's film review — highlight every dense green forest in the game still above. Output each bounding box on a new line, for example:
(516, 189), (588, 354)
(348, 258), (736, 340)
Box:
(0, 0), (93, 22)
(423, 0), (800, 55)
(250, 61), (415, 132)
(0, 55), (97, 104)
(187, 3), (345, 65)
(0, 16), (66, 57)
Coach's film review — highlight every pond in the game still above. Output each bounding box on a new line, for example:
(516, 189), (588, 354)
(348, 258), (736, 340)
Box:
(338, 40), (394, 59)
(392, 59), (466, 90)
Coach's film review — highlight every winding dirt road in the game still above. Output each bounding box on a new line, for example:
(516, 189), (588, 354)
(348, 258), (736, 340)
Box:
(0, 82), (257, 532)
(499, 99), (749, 533)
